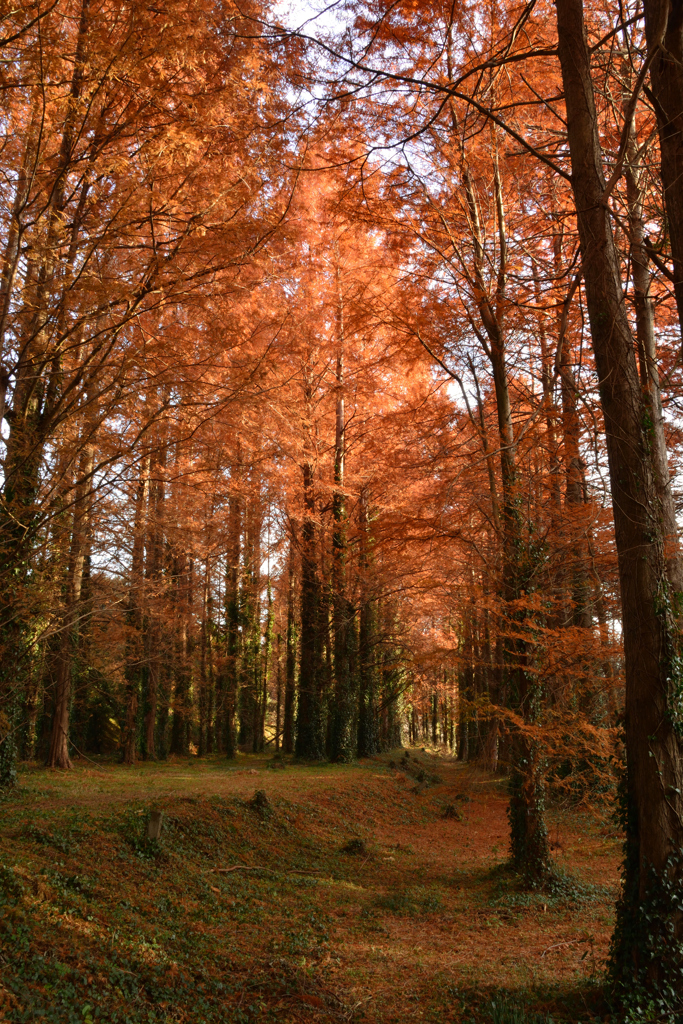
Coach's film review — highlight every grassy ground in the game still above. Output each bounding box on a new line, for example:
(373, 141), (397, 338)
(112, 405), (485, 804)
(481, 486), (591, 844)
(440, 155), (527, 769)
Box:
(0, 750), (621, 1023)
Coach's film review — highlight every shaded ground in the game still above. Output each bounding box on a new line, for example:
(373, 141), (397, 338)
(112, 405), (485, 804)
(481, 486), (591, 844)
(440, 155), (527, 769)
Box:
(0, 750), (621, 1023)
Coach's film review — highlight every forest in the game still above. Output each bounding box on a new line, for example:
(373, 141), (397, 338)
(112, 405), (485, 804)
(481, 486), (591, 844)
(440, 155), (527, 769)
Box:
(0, 0), (683, 1020)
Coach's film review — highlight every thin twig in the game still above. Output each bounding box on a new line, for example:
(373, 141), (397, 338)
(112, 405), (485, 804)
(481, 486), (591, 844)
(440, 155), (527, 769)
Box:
(213, 865), (272, 874)
(540, 937), (584, 957)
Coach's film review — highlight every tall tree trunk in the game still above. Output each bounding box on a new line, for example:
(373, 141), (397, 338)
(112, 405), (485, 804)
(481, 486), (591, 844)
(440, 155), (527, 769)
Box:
(223, 476), (241, 758)
(261, 579), (273, 752)
(330, 294), (353, 761)
(357, 490), (377, 758)
(47, 441), (95, 769)
(122, 461), (149, 765)
(0, 87), (42, 427)
(170, 552), (192, 757)
(296, 459), (324, 759)
(23, 651), (43, 763)
(198, 562), (212, 757)
(156, 640), (172, 761)
(460, 141), (551, 881)
(143, 438), (166, 760)
(275, 631), (282, 753)
(623, 80), (681, 594)
(0, 1), (92, 784)
(283, 544), (296, 755)
(458, 603), (473, 762)
(239, 493), (262, 752)
(551, 232), (593, 629)
(555, 0), (683, 999)
(644, 0), (683, 336)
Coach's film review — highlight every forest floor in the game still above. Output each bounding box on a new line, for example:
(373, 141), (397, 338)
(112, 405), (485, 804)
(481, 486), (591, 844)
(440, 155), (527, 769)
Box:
(0, 750), (621, 1024)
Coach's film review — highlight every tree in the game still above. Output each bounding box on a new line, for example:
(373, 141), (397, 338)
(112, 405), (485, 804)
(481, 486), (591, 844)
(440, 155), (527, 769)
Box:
(555, 0), (683, 1003)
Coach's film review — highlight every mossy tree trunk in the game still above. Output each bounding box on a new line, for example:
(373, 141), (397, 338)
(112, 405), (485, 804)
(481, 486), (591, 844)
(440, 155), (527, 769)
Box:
(440, 119), (552, 881)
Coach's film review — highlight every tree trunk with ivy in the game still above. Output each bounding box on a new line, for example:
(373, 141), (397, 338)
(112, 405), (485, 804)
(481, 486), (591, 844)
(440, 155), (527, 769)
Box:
(556, 0), (683, 1007)
(456, 136), (552, 882)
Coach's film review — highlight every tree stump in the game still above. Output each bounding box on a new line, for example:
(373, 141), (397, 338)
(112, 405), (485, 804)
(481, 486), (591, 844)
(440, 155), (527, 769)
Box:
(147, 810), (163, 840)
(251, 789), (270, 811)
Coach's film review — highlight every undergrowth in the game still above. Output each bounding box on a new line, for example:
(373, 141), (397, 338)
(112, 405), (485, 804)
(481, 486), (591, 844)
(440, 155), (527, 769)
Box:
(488, 866), (615, 913)
(490, 996), (556, 1024)
(0, 756), (618, 1023)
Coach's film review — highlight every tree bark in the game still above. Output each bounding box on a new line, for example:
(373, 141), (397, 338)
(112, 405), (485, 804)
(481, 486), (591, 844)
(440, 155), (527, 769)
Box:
(122, 461), (149, 765)
(461, 140), (551, 881)
(198, 562), (213, 757)
(169, 551), (192, 757)
(330, 285), (353, 762)
(644, 0), (683, 336)
(47, 441), (95, 769)
(283, 544), (297, 755)
(357, 490), (377, 758)
(223, 475), (241, 758)
(623, 81), (682, 594)
(143, 436), (166, 760)
(239, 494), (262, 752)
(555, 0), (683, 994)
(46, 444), (94, 770)
(296, 459), (324, 759)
